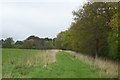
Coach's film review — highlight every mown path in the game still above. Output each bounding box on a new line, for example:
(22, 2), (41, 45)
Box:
(31, 51), (104, 78)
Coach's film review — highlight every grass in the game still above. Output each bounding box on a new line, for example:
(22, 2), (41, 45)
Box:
(2, 49), (109, 78)
(66, 50), (118, 78)
(2, 49), (40, 78)
(31, 51), (103, 78)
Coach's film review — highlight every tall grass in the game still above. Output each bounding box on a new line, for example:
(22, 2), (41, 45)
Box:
(36, 50), (57, 67)
(2, 49), (58, 78)
(65, 50), (118, 78)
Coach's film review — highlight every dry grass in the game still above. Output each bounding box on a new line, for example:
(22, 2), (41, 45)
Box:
(65, 50), (118, 78)
(12, 50), (59, 71)
(36, 50), (59, 68)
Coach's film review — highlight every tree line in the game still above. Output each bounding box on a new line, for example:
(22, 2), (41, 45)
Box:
(55, 2), (119, 60)
(0, 35), (55, 49)
(0, 2), (119, 60)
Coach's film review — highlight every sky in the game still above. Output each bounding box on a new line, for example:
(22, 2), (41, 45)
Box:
(0, 0), (87, 41)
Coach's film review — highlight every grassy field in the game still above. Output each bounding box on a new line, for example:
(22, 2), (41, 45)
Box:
(2, 49), (109, 78)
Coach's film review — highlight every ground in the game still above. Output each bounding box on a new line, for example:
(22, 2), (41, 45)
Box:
(2, 49), (115, 78)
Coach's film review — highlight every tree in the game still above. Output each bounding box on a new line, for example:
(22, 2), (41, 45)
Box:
(22, 35), (55, 49)
(3, 38), (14, 48)
(108, 13), (119, 59)
(44, 40), (54, 49)
(23, 39), (35, 49)
(0, 39), (3, 48)
(15, 41), (23, 49)
(55, 2), (119, 60)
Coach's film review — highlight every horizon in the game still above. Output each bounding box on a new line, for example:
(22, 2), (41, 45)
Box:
(1, 34), (56, 42)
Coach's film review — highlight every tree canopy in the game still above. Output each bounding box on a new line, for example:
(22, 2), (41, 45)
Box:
(55, 2), (119, 60)
(1, 35), (55, 50)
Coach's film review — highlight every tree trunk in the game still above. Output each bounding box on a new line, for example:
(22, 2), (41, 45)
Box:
(95, 38), (99, 59)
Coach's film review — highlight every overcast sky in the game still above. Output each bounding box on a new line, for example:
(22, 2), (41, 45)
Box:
(0, 0), (87, 41)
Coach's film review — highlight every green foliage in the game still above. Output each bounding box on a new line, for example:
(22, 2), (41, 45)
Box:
(108, 13), (119, 59)
(25, 35), (55, 49)
(55, 30), (72, 50)
(1, 35), (55, 50)
(44, 40), (54, 49)
(2, 37), (14, 48)
(23, 39), (35, 49)
(15, 41), (23, 49)
(55, 2), (119, 60)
